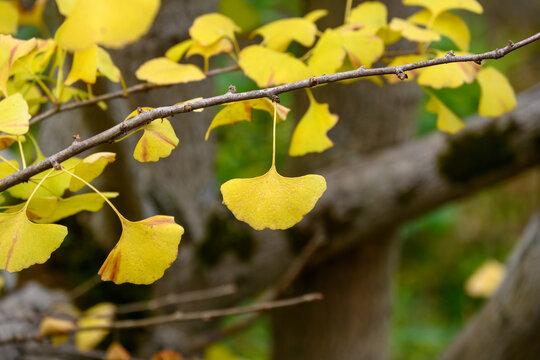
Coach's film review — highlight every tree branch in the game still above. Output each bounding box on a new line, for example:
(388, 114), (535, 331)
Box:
(1, 32), (538, 192)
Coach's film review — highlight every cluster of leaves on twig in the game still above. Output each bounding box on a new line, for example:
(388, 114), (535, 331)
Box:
(0, 0), (525, 289)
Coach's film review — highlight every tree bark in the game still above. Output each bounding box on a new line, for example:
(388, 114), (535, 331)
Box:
(440, 212), (540, 360)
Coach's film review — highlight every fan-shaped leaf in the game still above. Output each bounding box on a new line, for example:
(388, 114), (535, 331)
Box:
(426, 93), (464, 134)
(65, 44), (98, 85)
(134, 118), (179, 162)
(403, 0), (483, 19)
(189, 13), (240, 46)
(408, 10), (470, 51)
(135, 57), (205, 85)
(348, 1), (387, 34)
(0, 93), (30, 135)
(477, 67), (516, 117)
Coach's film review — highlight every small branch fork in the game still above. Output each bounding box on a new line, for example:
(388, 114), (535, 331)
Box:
(0, 32), (539, 192)
(0, 292), (322, 345)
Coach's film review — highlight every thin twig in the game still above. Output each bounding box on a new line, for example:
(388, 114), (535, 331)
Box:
(0, 293), (322, 345)
(1, 32), (539, 192)
(115, 284), (237, 314)
(68, 275), (101, 300)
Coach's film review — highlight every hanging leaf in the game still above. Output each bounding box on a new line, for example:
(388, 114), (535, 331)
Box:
(389, 18), (440, 43)
(251, 10), (326, 52)
(0, 209), (67, 272)
(307, 29), (345, 76)
(97, 47), (121, 83)
(165, 39), (195, 62)
(69, 152), (116, 192)
(98, 216), (183, 284)
(348, 1), (387, 34)
(0, 93), (31, 135)
(238, 45), (310, 87)
(426, 93), (464, 134)
(340, 29), (384, 68)
(465, 259), (505, 298)
(221, 166), (326, 230)
(76, 303), (116, 351)
(205, 98), (289, 140)
(0, 135), (20, 150)
(0, 35), (37, 95)
(189, 13), (240, 46)
(56, 0), (160, 51)
(408, 10), (470, 51)
(133, 118), (179, 162)
(289, 91), (338, 156)
(477, 67), (516, 117)
(135, 57), (205, 85)
(65, 44), (98, 85)
(403, 0), (483, 19)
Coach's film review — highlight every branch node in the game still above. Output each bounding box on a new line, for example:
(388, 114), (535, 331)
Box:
(508, 40), (515, 47)
(136, 107), (143, 114)
(184, 104), (193, 112)
(474, 59), (483, 65)
(357, 65), (367, 71)
(396, 68), (408, 81)
(120, 122), (128, 131)
(72, 134), (81, 143)
(446, 50), (455, 57)
(309, 77), (319, 86)
(227, 85), (237, 93)
(270, 94), (281, 103)
(52, 161), (62, 171)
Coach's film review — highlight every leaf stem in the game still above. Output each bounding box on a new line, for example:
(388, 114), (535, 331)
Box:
(0, 154), (19, 171)
(17, 136), (26, 169)
(344, 0), (353, 23)
(18, 61), (56, 104)
(23, 168), (54, 212)
(272, 100), (277, 168)
(60, 167), (123, 219)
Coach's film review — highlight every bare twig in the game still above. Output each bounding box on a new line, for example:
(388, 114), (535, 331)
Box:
(68, 275), (101, 300)
(0, 293), (323, 345)
(1, 32), (539, 192)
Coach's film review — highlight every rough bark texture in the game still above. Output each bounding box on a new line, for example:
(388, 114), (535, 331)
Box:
(440, 213), (540, 360)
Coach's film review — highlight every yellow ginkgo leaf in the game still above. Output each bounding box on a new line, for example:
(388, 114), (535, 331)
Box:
(97, 47), (121, 83)
(340, 29), (384, 68)
(205, 98), (289, 140)
(10, 38), (56, 76)
(477, 67), (516, 117)
(76, 303), (116, 351)
(36, 192), (119, 224)
(389, 18), (440, 43)
(0, 93), (30, 135)
(348, 1), (387, 34)
(307, 29), (345, 76)
(98, 216), (183, 284)
(426, 93), (464, 134)
(65, 44), (98, 85)
(417, 51), (479, 89)
(289, 91), (338, 156)
(0, 35), (37, 95)
(165, 39), (195, 62)
(465, 259), (505, 298)
(186, 38), (233, 63)
(0, 2), (18, 34)
(69, 152), (116, 192)
(55, 0), (78, 16)
(135, 57), (206, 85)
(408, 10), (470, 51)
(251, 10), (325, 52)
(189, 13), (240, 46)
(0, 209), (67, 272)
(221, 166), (326, 230)
(403, 0), (483, 19)
(238, 45), (310, 87)
(7, 80), (45, 115)
(39, 316), (75, 339)
(55, 0), (160, 51)
(25, 196), (59, 220)
(134, 118), (179, 162)
(0, 134), (20, 150)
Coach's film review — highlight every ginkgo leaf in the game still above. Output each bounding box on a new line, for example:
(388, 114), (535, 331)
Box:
(189, 13), (240, 46)
(10, 38), (56, 76)
(238, 45), (310, 87)
(0, 93), (30, 135)
(135, 57), (206, 85)
(69, 152), (116, 192)
(0, 35), (37, 95)
(0, 2), (18, 35)
(65, 44), (98, 85)
(134, 118), (179, 162)
(97, 47), (121, 83)
(251, 10), (325, 52)
(477, 67), (516, 117)
(39, 316), (75, 339)
(221, 166), (326, 230)
(289, 91), (338, 156)
(165, 39), (195, 62)
(56, 0), (160, 51)
(105, 342), (131, 360)
(98, 216), (183, 284)
(348, 1), (387, 34)
(340, 29), (384, 68)
(0, 209), (67, 272)
(403, 0), (483, 19)
(36, 192), (119, 224)
(205, 98), (290, 140)
(417, 51), (479, 89)
(7, 80), (45, 115)
(426, 93), (464, 134)
(76, 303), (116, 351)
(465, 259), (505, 298)
(186, 38), (233, 62)
(307, 29), (345, 76)
(55, 0), (78, 16)
(389, 18), (440, 43)
(0, 135), (20, 150)
(408, 10), (470, 51)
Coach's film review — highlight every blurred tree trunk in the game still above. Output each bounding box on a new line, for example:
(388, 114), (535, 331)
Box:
(272, 1), (418, 359)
